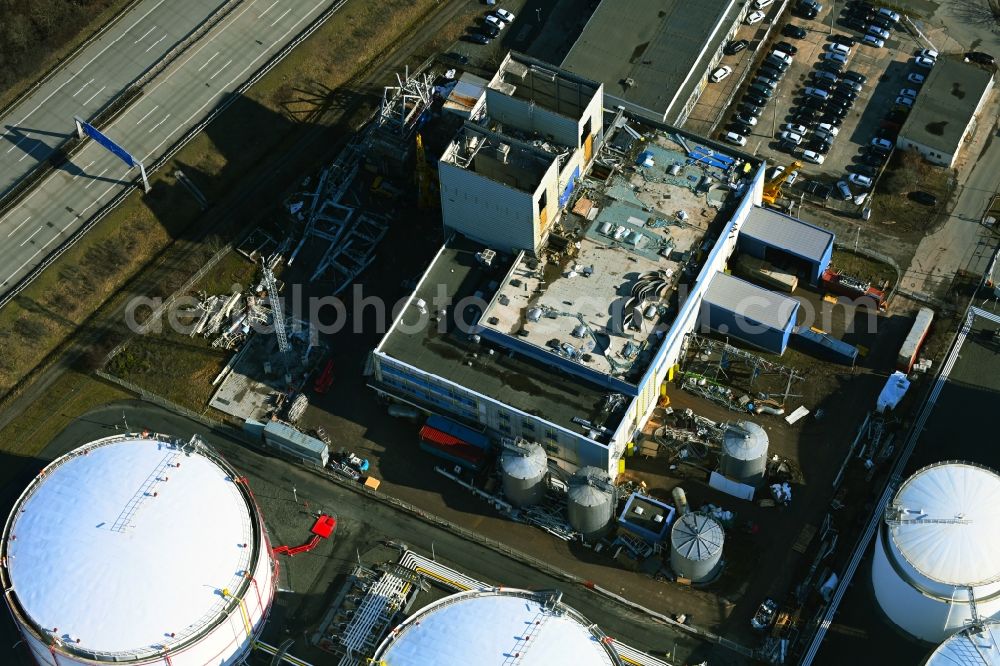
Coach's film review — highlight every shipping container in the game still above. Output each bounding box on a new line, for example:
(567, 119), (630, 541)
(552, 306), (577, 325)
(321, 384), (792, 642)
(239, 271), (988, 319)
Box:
(897, 307), (934, 372)
(263, 420), (329, 467)
(425, 415), (490, 449)
(792, 326), (859, 365)
(419, 424), (487, 470)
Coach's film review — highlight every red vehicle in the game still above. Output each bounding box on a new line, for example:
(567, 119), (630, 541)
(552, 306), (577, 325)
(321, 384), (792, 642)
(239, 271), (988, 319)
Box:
(821, 267), (886, 310)
(313, 359), (334, 393)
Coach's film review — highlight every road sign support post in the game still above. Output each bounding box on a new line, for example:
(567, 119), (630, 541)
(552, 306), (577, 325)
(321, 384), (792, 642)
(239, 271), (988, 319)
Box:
(138, 162), (151, 193)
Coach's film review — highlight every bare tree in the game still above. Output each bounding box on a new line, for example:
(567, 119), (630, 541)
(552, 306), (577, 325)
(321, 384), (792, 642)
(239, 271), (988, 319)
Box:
(948, 0), (1000, 26)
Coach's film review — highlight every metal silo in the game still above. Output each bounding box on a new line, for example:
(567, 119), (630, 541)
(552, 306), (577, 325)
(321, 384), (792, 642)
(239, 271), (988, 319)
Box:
(567, 467), (615, 541)
(721, 421), (768, 485)
(670, 512), (724, 583)
(500, 439), (548, 507)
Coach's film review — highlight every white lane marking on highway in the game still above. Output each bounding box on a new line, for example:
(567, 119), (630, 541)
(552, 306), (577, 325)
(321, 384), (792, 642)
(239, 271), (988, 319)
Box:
(258, 0), (280, 18)
(143, 0), (327, 164)
(81, 85), (107, 107)
(71, 160), (97, 181)
(147, 114), (172, 133)
(4, 0), (169, 154)
(135, 105), (160, 125)
(84, 167), (110, 189)
(144, 33), (168, 53)
(198, 51), (221, 71)
(7, 216), (31, 237)
(5, 249), (42, 285)
(209, 60), (233, 80)
(270, 7), (292, 27)
(20, 227), (43, 246)
(72, 78), (95, 97)
(133, 26), (157, 44)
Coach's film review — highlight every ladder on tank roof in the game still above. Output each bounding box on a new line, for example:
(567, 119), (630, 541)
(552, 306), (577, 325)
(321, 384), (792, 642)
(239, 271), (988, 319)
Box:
(109, 450), (181, 532)
(501, 611), (552, 666)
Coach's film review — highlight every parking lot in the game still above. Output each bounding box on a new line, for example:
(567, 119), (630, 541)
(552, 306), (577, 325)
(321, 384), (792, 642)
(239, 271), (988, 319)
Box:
(716, 2), (929, 205)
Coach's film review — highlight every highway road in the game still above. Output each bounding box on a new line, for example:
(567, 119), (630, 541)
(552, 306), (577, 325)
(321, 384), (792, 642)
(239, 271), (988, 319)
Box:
(0, 0), (228, 198)
(0, 0), (340, 298)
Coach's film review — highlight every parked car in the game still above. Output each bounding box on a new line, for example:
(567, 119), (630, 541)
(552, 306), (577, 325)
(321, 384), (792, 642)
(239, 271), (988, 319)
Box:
(966, 51), (996, 65)
(871, 137), (894, 151)
(725, 39), (750, 55)
(823, 51), (848, 64)
(914, 56), (935, 68)
(778, 138), (800, 152)
(745, 93), (769, 107)
(899, 87), (919, 98)
(831, 34), (856, 47)
(760, 65), (785, 80)
(817, 122), (840, 136)
(721, 131), (747, 146)
(866, 25), (890, 40)
(916, 48), (939, 60)
(783, 24), (807, 39)
(801, 98), (827, 111)
(832, 86), (858, 100)
(843, 17), (868, 32)
(480, 23), (500, 37)
(790, 111), (817, 126)
(755, 74), (780, 88)
(775, 41), (799, 55)
(484, 15), (506, 30)
(741, 101), (764, 116)
(710, 65), (733, 82)
(815, 128), (837, 143)
(803, 86), (830, 99)
(804, 180), (831, 198)
(735, 111), (759, 126)
(862, 34), (885, 48)
(749, 83), (774, 97)
(907, 72), (926, 84)
(909, 190), (938, 206)
(464, 32), (491, 44)
(826, 42), (851, 56)
(836, 180), (853, 200)
(848, 173), (873, 188)
(787, 170), (800, 185)
(877, 7), (901, 22)
(870, 16), (894, 30)
(771, 49), (794, 64)
(495, 8), (515, 22)
(837, 79), (863, 93)
(842, 70), (867, 84)
(782, 123), (808, 136)
(779, 130), (804, 145)
(894, 95), (914, 107)
(802, 149), (826, 164)
(746, 10), (766, 24)
(854, 164), (878, 177)
(824, 105), (849, 117)
(813, 70), (839, 83)
(768, 165), (786, 180)
(817, 60), (844, 74)
(806, 138), (832, 154)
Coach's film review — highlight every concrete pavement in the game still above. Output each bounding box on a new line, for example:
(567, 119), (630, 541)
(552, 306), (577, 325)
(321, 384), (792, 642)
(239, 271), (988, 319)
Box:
(0, 0), (340, 298)
(0, 0), (228, 198)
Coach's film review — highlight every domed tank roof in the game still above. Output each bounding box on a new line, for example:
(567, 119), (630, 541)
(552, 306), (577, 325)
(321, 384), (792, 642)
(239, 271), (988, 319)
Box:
(568, 467), (613, 505)
(926, 622), (1000, 665)
(500, 440), (548, 480)
(671, 512), (724, 561)
(723, 421), (768, 461)
(886, 461), (1000, 587)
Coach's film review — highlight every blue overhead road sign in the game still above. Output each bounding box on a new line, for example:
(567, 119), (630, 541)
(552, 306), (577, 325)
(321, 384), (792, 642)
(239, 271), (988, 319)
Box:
(78, 119), (136, 168)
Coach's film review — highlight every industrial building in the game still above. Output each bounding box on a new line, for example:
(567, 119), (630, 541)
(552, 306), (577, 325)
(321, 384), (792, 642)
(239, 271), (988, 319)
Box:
(896, 57), (995, 168)
(370, 53), (766, 477)
(699, 272), (800, 355)
(0, 433), (275, 666)
(439, 52), (603, 254)
(872, 461), (1000, 643)
(736, 206), (834, 285)
(560, 0), (750, 124)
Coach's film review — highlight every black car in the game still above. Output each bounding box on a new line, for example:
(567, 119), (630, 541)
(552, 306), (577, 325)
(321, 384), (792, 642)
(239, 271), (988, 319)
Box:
(783, 24), (808, 39)
(777, 138), (799, 153)
(909, 190), (939, 206)
(870, 16), (893, 30)
(810, 79), (835, 92)
(480, 23), (500, 38)
(833, 87), (859, 101)
(441, 51), (470, 65)
(842, 70), (868, 84)
(790, 111), (817, 125)
(860, 153), (884, 167)
(765, 58), (791, 72)
(819, 113), (845, 126)
(806, 139), (832, 154)
(759, 65), (784, 80)
(730, 121), (754, 135)
(848, 0), (874, 10)
(966, 51), (996, 65)
(868, 145), (891, 159)
(854, 164), (878, 177)
(725, 39), (750, 55)
(741, 102), (764, 116)
(843, 17), (867, 31)
(826, 103), (850, 115)
(775, 41), (799, 55)
(735, 111), (759, 126)
(802, 97), (826, 111)
(749, 83), (774, 98)
(817, 60), (844, 74)
(463, 32), (491, 44)
(831, 34), (856, 47)
(804, 180), (832, 199)
(745, 93), (769, 107)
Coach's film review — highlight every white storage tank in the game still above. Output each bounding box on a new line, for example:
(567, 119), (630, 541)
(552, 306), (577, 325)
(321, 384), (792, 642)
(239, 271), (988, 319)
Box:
(926, 622), (1000, 665)
(872, 461), (1000, 643)
(670, 512), (724, 583)
(0, 433), (276, 666)
(567, 467), (615, 541)
(721, 421), (768, 485)
(374, 588), (622, 664)
(500, 439), (548, 507)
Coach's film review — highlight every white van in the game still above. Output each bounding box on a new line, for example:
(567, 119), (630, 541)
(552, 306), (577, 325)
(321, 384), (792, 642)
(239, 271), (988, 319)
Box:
(754, 0), (774, 9)
(721, 131), (747, 147)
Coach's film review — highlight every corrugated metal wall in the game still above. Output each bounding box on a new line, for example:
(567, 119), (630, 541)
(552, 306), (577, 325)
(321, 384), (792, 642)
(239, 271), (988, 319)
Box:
(439, 160), (536, 253)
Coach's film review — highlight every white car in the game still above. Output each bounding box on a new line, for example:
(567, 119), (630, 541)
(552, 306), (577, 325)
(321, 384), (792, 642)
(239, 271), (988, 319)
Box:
(787, 170), (799, 185)
(826, 43), (851, 56)
(823, 51), (848, 64)
(722, 131), (747, 146)
(917, 48), (939, 60)
(747, 10), (766, 24)
(871, 138), (893, 151)
(848, 173), (873, 188)
(770, 50), (793, 65)
(802, 150), (825, 164)
(894, 95), (914, 107)
(878, 8), (901, 22)
(778, 130), (803, 145)
(914, 55), (935, 68)
(862, 34), (885, 48)
(768, 165), (786, 180)
(710, 65), (733, 82)
(817, 122), (840, 136)
(867, 25), (890, 40)
(899, 87), (919, 98)
(782, 123), (807, 136)
(484, 15), (506, 30)
(494, 8), (515, 22)
(907, 72), (926, 84)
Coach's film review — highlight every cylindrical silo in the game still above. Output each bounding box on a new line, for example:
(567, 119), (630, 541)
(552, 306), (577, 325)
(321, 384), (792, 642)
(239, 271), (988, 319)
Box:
(567, 466), (615, 541)
(0, 432), (276, 666)
(721, 421), (768, 485)
(670, 512), (724, 583)
(500, 439), (548, 507)
(872, 461), (1000, 643)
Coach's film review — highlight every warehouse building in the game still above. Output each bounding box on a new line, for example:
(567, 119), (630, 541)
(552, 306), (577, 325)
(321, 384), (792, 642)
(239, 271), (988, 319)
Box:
(737, 206), (834, 284)
(896, 57), (994, 168)
(371, 61), (765, 476)
(560, 0), (748, 125)
(439, 52), (603, 254)
(699, 272), (799, 355)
